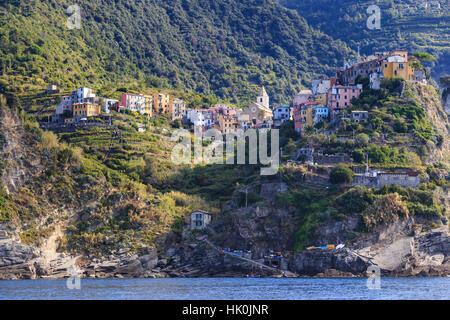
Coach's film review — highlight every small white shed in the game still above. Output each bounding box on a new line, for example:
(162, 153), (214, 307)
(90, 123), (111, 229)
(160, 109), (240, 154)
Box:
(190, 210), (212, 230)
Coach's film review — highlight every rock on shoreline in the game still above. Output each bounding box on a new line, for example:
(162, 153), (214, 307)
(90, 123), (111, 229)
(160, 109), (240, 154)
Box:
(0, 222), (448, 280)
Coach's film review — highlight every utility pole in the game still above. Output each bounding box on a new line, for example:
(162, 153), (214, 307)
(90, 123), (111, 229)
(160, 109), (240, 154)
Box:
(365, 152), (369, 176)
(245, 188), (248, 208)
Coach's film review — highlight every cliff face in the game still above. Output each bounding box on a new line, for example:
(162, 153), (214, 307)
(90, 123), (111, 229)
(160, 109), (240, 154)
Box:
(0, 106), (44, 194)
(403, 82), (450, 164)
(290, 217), (450, 277)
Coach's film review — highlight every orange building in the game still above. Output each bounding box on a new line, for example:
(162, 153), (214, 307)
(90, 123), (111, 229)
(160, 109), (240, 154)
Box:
(217, 113), (238, 134)
(153, 93), (170, 115)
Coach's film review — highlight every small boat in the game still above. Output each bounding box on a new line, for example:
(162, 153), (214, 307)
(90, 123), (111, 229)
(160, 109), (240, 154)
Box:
(247, 274), (261, 278)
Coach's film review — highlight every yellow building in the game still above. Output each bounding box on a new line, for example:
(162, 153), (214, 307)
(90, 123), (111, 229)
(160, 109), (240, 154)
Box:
(299, 104), (315, 133)
(73, 102), (101, 118)
(141, 95), (153, 116)
(314, 93), (327, 106)
(382, 58), (414, 81)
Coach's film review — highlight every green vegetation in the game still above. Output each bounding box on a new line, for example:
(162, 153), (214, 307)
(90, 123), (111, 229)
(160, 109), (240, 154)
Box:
(0, 99), (224, 254)
(0, 0), (351, 104)
(280, 0), (450, 78)
(330, 164), (354, 184)
(277, 181), (447, 251)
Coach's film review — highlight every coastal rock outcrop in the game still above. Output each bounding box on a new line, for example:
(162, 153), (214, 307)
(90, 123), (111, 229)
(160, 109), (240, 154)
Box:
(290, 219), (449, 277)
(289, 248), (368, 276)
(0, 237), (38, 279)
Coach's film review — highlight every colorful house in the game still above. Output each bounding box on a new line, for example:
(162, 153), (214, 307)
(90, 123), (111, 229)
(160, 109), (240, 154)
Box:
(217, 113), (238, 134)
(153, 93), (170, 115)
(382, 55), (414, 81)
(313, 106), (329, 124)
(327, 84), (363, 121)
(293, 89), (314, 106)
(73, 102), (101, 122)
(272, 104), (292, 128)
(121, 93), (153, 115)
(293, 102), (315, 135)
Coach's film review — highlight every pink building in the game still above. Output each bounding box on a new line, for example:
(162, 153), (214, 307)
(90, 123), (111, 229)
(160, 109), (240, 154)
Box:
(293, 90), (314, 107)
(327, 84), (363, 121)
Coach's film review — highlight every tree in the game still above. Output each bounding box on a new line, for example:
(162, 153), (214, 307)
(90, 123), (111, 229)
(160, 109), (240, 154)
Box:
(283, 138), (297, 156)
(413, 52), (436, 63)
(362, 193), (409, 229)
(355, 75), (370, 91)
(279, 120), (298, 147)
(356, 133), (369, 147)
(352, 149), (365, 163)
(330, 164), (354, 184)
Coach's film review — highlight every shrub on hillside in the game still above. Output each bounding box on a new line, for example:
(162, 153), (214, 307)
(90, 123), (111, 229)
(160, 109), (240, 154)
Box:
(362, 193), (409, 230)
(330, 164), (354, 184)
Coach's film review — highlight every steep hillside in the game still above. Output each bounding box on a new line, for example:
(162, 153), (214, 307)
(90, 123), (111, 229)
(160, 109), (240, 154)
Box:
(402, 82), (450, 164)
(0, 0), (351, 104)
(280, 0), (450, 78)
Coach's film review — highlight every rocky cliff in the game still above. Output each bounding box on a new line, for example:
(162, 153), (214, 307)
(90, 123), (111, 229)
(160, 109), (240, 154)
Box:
(290, 218), (449, 277)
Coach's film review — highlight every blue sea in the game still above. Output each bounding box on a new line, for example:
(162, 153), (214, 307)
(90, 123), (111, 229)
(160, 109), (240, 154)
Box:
(0, 277), (449, 300)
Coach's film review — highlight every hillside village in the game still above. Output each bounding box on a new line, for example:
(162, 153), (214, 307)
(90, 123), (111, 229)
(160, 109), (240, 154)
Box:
(40, 49), (437, 190)
(47, 49), (428, 134)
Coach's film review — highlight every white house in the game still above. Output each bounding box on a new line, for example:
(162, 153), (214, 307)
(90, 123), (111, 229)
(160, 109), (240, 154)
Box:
(273, 104), (291, 128)
(186, 109), (213, 129)
(190, 210), (212, 230)
(104, 99), (119, 114)
(55, 87), (96, 116)
(370, 72), (383, 90)
(313, 106), (329, 124)
(312, 79), (331, 95)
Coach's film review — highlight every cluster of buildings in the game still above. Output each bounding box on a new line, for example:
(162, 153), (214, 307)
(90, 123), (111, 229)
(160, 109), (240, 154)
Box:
(183, 87), (276, 134)
(51, 49), (425, 136)
(119, 92), (186, 121)
(292, 49), (426, 135)
(338, 49), (426, 89)
(53, 88), (187, 124)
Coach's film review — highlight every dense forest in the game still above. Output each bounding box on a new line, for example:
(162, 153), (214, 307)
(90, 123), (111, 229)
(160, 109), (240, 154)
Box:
(280, 0), (450, 78)
(0, 0), (353, 104)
